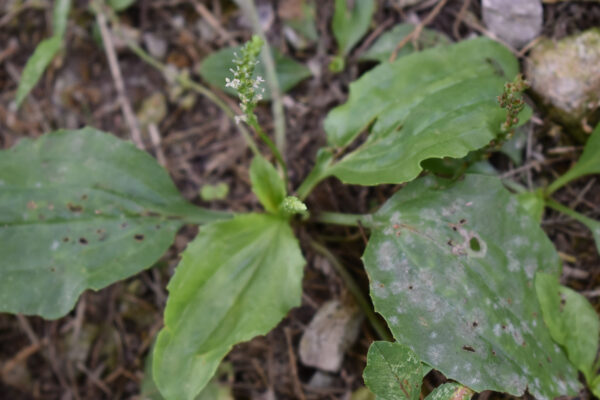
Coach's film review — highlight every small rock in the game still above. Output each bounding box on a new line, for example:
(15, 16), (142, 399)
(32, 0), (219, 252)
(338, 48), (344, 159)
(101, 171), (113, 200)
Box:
(299, 299), (363, 372)
(526, 29), (600, 141)
(482, 0), (542, 49)
(143, 32), (168, 60)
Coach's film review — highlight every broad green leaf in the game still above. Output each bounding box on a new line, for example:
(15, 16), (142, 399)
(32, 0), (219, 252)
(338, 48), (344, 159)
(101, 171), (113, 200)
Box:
(323, 38), (524, 186)
(363, 341), (423, 400)
(333, 0), (375, 56)
(535, 273), (600, 382)
(425, 384), (474, 400)
(200, 46), (311, 100)
(153, 214), (305, 400)
(52, 0), (71, 38)
(249, 156), (286, 214)
(0, 128), (225, 318)
(546, 199), (600, 254)
(15, 36), (62, 108)
(548, 123), (600, 194)
(592, 375), (600, 399)
(359, 23), (450, 63)
(363, 174), (580, 399)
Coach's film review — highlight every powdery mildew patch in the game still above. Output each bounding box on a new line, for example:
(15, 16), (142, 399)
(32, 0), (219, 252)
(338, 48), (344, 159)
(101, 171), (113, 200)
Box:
(363, 175), (580, 400)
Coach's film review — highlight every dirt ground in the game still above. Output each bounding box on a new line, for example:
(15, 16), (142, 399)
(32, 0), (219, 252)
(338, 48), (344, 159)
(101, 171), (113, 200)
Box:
(1, 0), (599, 399)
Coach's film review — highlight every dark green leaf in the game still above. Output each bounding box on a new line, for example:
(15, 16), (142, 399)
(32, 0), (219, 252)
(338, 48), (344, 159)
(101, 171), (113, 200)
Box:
(0, 128), (225, 318)
(153, 214), (305, 400)
(108, 0), (136, 12)
(322, 38), (524, 186)
(363, 174), (580, 399)
(199, 47), (311, 100)
(359, 23), (450, 63)
(535, 273), (600, 382)
(548, 123), (600, 193)
(363, 341), (423, 400)
(15, 36), (62, 108)
(332, 0), (375, 56)
(249, 156), (286, 214)
(424, 383), (474, 400)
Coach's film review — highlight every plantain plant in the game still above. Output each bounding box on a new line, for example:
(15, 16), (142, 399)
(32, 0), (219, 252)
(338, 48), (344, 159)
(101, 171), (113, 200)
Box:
(3, 5), (600, 400)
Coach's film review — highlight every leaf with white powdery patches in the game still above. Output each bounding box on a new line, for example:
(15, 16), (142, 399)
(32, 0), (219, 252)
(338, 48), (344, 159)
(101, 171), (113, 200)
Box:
(363, 341), (423, 400)
(363, 174), (580, 399)
(153, 214), (305, 400)
(0, 128), (225, 318)
(424, 383), (474, 400)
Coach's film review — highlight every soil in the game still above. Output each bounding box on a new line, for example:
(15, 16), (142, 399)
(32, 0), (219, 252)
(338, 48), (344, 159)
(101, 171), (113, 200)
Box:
(0, 1), (599, 399)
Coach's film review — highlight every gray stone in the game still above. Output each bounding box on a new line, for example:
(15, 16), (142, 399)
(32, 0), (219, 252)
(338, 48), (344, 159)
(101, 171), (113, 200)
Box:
(482, 0), (543, 49)
(526, 29), (600, 140)
(299, 299), (363, 372)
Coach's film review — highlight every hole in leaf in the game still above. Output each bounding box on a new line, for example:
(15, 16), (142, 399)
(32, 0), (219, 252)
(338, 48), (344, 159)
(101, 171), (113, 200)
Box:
(79, 238), (88, 245)
(67, 203), (83, 212)
(62, 237), (69, 242)
(469, 237), (481, 251)
(462, 345), (475, 352)
(472, 321), (478, 327)
(81, 194), (88, 200)
(134, 234), (145, 242)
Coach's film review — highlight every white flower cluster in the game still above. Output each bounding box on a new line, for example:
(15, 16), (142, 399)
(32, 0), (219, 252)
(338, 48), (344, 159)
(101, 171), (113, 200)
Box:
(224, 40), (266, 125)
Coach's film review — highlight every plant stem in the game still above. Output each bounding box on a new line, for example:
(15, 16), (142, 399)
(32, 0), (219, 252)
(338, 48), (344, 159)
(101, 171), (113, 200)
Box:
(313, 211), (373, 228)
(309, 240), (393, 342)
(237, 0), (287, 159)
(249, 120), (289, 186)
(107, 11), (261, 157)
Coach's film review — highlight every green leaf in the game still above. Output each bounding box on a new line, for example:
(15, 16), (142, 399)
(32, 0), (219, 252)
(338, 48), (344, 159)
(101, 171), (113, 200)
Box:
(323, 38), (523, 186)
(332, 0), (375, 56)
(0, 128), (225, 318)
(249, 156), (286, 214)
(199, 183), (229, 201)
(548, 123), (600, 194)
(199, 46), (311, 100)
(363, 341), (423, 400)
(546, 199), (600, 254)
(52, 0), (71, 38)
(592, 375), (600, 399)
(516, 189), (545, 224)
(153, 214), (305, 400)
(363, 174), (580, 399)
(15, 36), (62, 108)
(535, 273), (600, 382)
(108, 0), (136, 12)
(359, 23), (450, 64)
(424, 384), (474, 400)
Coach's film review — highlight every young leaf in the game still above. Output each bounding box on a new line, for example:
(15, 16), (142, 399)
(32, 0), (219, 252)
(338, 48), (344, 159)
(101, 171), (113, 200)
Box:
(15, 36), (62, 108)
(153, 214), (305, 400)
(363, 174), (580, 399)
(199, 46), (310, 100)
(363, 341), (423, 400)
(249, 155), (286, 214)
(332, 0), (375, 56)
(548, 123), (600, 194)
(0, 128), (225, 318)
(359, 23), (450, 63)
(322, 38), (524, 186)
(424, 383), (474, 400)
(52, 0), (72, 38)
(15, 0), (72, 108)
(535, 273), (600, 383)
(108, 0), (137, 12)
